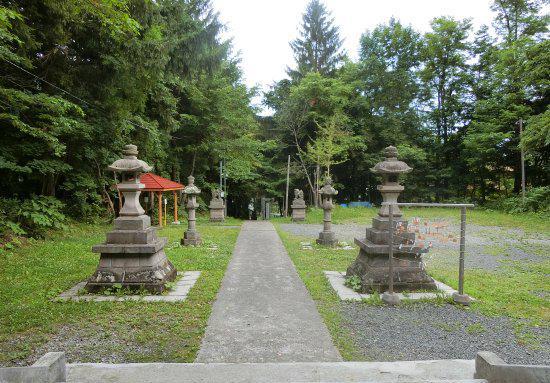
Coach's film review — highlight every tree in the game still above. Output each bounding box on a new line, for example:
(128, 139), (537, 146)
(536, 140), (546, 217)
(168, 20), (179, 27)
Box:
(421, 17), (472, 143)
(288, 0), (344, 80)
(464, 0), (549, 198)
(0, 0), (268, 225)
(305, 113), (355, 176)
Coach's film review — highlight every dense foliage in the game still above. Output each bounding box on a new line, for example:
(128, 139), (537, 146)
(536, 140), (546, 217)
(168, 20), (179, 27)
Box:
(0, 0), (269, 238)
(1, 0), (548, 241)
(266, 0), (549, 207)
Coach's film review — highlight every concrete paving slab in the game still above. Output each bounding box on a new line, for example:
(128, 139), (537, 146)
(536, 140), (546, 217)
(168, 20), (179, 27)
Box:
(196, 221), (341, 363)
(56, 271), (200, 302)
(324, 271), (467, 301)
(66, 359), (482, 383)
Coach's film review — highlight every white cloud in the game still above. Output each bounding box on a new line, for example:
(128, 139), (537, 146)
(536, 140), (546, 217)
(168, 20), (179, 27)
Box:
(211, 0), (495, 114)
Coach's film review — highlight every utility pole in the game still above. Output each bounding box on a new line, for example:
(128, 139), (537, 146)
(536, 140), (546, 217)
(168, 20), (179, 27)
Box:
(518, 119), (526, 200)
(223, 160), (228, 217)
(284, 155), (290, 217)
(219, 160), (223, 192)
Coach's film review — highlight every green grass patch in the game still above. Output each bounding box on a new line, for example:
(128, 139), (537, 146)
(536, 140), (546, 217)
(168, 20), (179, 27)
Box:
(273, 206), (550, 233)
(0, 220), (241, 365)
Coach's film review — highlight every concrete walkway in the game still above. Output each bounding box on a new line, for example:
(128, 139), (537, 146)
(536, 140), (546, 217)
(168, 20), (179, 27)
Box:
(196, 221), (341, 363)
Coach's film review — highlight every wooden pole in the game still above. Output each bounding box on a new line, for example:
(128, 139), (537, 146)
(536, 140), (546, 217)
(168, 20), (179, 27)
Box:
(284, 155), (290, 218)
(157, 191), (162, 227)
(164, 197), (167, 227)
(173, 191), (178, 223)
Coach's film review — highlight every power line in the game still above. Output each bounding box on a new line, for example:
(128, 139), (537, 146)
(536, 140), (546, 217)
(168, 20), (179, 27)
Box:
(1, 57), (151, 132)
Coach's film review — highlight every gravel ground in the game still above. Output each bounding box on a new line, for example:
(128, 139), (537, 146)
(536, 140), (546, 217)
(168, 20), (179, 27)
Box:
(7, 324), (156, 366)
(280, 222), (549, 270)
(340, 302), (550, 365)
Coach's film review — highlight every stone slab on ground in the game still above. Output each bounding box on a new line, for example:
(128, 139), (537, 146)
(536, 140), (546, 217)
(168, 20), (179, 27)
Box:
(66, 360), (482, 383)
(196, 221), (341, 363)
(57, 271), (200, 302)
(325, 271), (458, 301)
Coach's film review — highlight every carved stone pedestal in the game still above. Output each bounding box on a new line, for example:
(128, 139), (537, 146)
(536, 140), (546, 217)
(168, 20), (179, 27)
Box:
(86, 145), (176, 293)
(209, 189), (225, 222)
(291, 189), (306, 222)
(346, 146), (436, 294)
(347, 216), (436, 293)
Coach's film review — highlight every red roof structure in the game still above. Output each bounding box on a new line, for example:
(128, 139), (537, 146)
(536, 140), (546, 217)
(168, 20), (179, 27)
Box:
(139, 173), (184, 191)
(116, 173), (184, 226)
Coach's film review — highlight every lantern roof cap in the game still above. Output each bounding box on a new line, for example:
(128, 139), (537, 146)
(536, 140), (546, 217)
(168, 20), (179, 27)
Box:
(183, 175), (201, 195)
(370, 146), (412, 174)
(319, 176), (338, 196)
(108, 144), (152, 173)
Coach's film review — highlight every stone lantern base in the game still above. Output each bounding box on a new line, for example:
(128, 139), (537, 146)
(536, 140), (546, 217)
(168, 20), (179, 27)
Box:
(316, 230), (338, 246)
(346, 217), (437, 293)
(209, 205), (225, 222)
(182, 230), (202, 246)
(291, 204), (306, 221)
(86, 215), (176, 293)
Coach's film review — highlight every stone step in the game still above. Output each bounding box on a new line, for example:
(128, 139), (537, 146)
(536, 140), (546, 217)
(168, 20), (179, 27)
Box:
(66, 359), (487, 383)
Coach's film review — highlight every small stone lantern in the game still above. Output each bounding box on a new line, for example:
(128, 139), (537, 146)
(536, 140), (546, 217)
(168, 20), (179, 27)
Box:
(209, 189), (225, 222)
(291, 189), (307, 221)
(182, 175), (202, 246)
(372, 145), (411, 219)
(316, 176), (338, 246)
(87, 144), (176, 293)
(346, 146), (436, 293)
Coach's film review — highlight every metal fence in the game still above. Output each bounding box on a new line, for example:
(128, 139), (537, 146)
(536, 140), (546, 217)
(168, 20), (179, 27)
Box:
(383, 202), (475, 305)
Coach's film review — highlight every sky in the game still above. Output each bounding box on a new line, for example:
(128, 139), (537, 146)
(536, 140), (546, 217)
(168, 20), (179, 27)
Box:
(211, 0), (496, 114)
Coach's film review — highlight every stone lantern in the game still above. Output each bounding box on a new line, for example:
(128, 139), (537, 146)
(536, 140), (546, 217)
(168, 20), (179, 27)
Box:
(182, 175), (202, 246)
(87, 144), (176, 293)
(209, 188), (225, 222)
(291, 189), (306, 221)
(346, 146), (436, 292)
(316, 176), (338, 246)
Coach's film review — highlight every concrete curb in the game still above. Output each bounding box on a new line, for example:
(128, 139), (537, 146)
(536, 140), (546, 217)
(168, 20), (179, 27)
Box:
(0, 352), (66, 382)
(324, 270), (462, 301)
(56, 271), (200, 302)
(474, 351), (550, 383)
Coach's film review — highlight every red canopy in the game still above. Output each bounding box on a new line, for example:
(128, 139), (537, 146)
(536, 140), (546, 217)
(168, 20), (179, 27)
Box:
(139, 173), (184, 192)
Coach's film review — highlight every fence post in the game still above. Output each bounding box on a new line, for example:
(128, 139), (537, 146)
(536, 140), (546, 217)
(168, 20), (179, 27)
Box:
(382, 203), (400, 305)
(452, 206), (472, 305)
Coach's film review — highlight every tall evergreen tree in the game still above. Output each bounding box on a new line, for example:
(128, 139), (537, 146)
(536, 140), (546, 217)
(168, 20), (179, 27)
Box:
(465, 0), (548, 198)
(288, 0), (344, 80)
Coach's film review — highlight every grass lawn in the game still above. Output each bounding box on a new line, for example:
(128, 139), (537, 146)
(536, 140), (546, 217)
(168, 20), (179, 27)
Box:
(275, 207), (549, 358)
(0, 217), (241, 366)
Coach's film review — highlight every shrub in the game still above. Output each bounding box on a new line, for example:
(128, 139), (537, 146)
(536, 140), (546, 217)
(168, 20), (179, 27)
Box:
(487, 186), (550, 213)
(0, 196), (67, 241)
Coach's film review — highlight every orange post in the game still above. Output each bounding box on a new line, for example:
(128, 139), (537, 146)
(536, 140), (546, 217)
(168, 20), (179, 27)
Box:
(157, 191), (163, 226)
(173, 191), (178, 223)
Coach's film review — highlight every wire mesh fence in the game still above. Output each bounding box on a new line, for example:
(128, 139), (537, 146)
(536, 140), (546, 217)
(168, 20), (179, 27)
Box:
(384, 202), (475, 304)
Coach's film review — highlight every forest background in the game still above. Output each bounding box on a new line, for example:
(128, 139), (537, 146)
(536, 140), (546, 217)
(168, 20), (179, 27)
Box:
(0, 0), (548, 240)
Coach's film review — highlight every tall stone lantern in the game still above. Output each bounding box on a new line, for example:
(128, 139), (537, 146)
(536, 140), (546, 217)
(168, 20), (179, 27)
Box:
(316, 176), (339, 246)
(87, 144), (176, 293)
(182, 175), (202, 246)
(346, 146), (436, 292)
